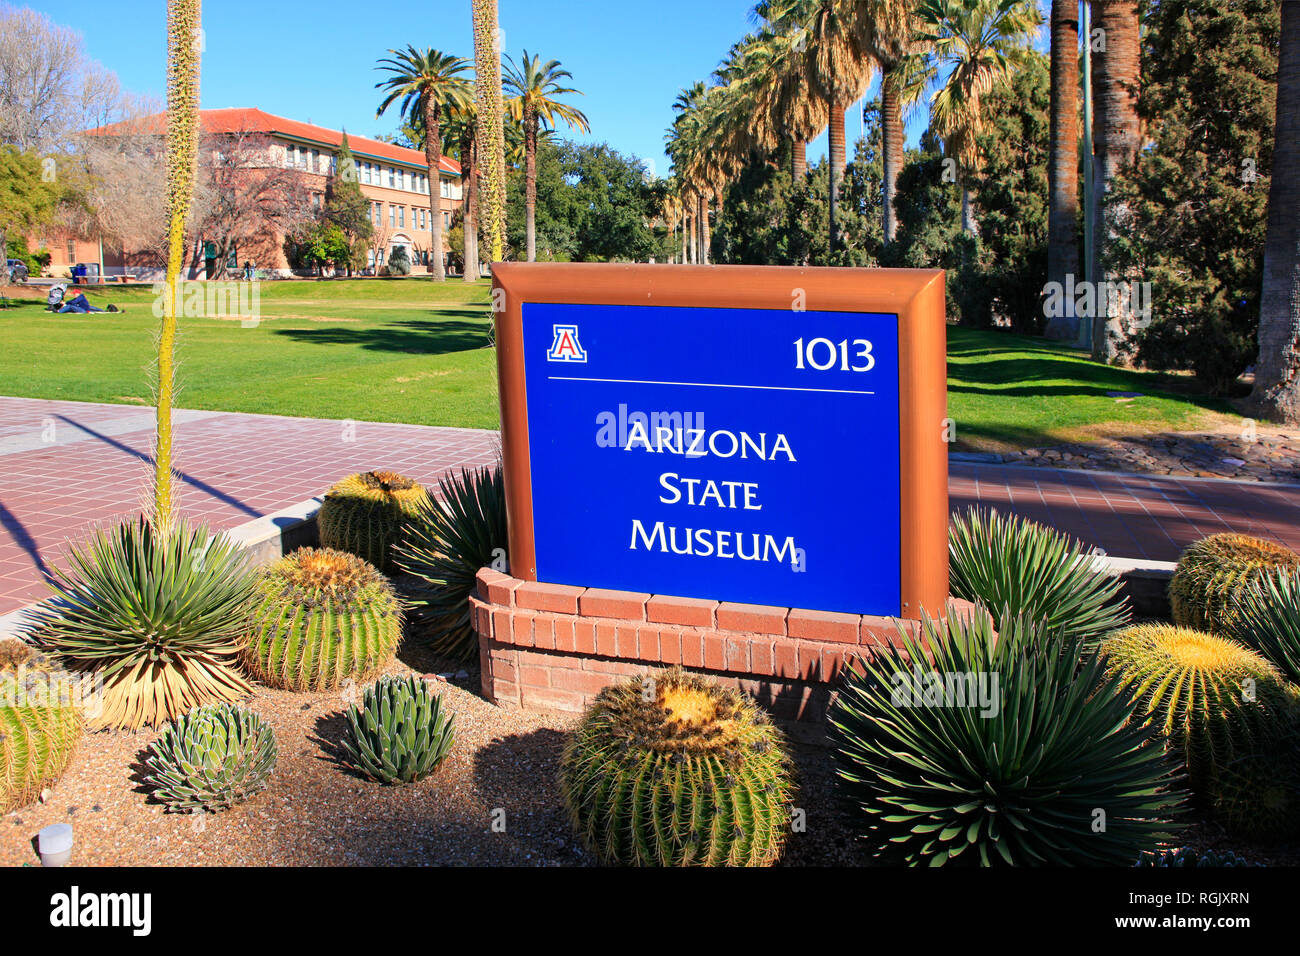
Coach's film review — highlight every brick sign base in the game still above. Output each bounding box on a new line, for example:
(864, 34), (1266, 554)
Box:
(470, 569), (982, 726)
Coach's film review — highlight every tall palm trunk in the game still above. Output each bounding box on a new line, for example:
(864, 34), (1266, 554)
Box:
(681, 209), (689, 264)
(828, 96), (848, 254)
(472, 0), (506, 262)
(792, 139), (807, 179)
(881, 68), (904, 245)
(1089, 0), (1141, 363)
(688, 204), (697, 263)
(524, 109), (537, 262)
(1250, 0), (1300, 423)
(462, 134), (479, 281)
(1044, 0), (1081, 341)
(960, 174), (978, 237)
(424, 99), (447, 280)
(156, 0), (202, 533)
(699, 194), (710, 265)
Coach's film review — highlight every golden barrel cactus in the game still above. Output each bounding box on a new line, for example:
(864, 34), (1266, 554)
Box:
(243, 548), (403, 692)
(1170, 533), (1300, 634)
(1102, 624), (1300, 795)
(559, 668), (796, 867)
(317, 471), (429, 571)
(1, 646), (84, 813)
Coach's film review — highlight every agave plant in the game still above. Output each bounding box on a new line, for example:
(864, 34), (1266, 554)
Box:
(829, 612), (1185, 866)
(342, 675), (455, 785)
(394, 464), (507, 662)
(143, 703), (277, 811)
(33, 517), (256, 730)
(1135, 847), (1257, 867)
(1231, 568), (1300, 684)
(948, 507), (1129, 647)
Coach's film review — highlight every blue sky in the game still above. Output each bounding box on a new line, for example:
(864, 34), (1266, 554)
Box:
(32, 0), (1046, 174)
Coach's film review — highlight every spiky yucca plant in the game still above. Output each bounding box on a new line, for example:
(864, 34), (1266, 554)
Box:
(35, 518), (255, 730)
(1170, 533), (1300, 634)
(830, 614), (1184, 866)
(243, 548), (402, 692)
(1135, 847), (1256, 867)
(1101, 624), (1300, 795)
(317, 470), (429, 571)
(143, 703), (276, 811)
(342, 675), (455, 784)
(395, 465), (506, 662)
(1231, 568), (1300, 684)
(948, 506), (1129, 647)
(559, 668), (796, 867)
(0, 666), (84, 813)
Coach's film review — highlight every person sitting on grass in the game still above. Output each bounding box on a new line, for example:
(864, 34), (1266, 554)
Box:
(56, 291), (120, 314)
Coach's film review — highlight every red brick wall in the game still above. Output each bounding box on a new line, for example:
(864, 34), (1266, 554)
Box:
(470, 569), (983, 724)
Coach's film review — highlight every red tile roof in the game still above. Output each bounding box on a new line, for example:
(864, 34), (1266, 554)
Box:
(87, 107), (461, 176)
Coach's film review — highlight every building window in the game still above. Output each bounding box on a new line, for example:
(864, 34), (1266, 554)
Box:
(297, 147), (307, 169)
(66, 240), (75, 262)
(443, 211), (450, 229)
(284, 144), (294, 167)
(361, 161), (371, 184)
(311, 193), (322, 210)
(386, 166), (394, 188)
(390, 205), (396, 227)
(397, 206), (405, 227)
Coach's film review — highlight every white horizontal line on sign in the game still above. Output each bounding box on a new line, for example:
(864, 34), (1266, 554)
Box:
(547, 376), (876, 396)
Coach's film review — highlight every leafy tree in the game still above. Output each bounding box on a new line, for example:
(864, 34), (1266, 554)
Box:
(505, 137), (575, 259)
(1107, 0), (1280, 394)
(971, 48), (1050, 333)
(0, 146), (58, 275)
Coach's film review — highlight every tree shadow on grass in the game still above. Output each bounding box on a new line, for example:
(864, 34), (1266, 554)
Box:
(272, 319), (490, 356)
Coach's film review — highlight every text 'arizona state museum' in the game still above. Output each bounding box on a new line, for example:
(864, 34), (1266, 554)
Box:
(493, 264), (949, 620)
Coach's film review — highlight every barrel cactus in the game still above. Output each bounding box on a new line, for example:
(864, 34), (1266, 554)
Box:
(342, 675), (455, 785)
(0, 658), (84, 813)
(1207, 749), (1300, 840)
(1101, 624), (1300, 794)
(1170, 533), (1300, 634)
(559, 667), (796, 867)
(831, 613), (1184, 866)
(317, 470), (429, 571)
(143, 703), (277, 811)
(243, 548), (403, 692)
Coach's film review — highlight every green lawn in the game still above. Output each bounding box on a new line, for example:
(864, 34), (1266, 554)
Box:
(0, 278), (1236, 448)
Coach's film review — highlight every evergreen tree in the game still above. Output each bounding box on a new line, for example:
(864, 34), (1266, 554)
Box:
(324, 132), (374, 276)
(1107, 0), (1280, 394)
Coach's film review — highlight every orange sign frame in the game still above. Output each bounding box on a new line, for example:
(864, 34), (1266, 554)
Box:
(491, 263), (949, 619)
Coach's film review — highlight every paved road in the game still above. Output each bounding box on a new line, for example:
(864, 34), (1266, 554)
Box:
(2, 397), (1297, 616)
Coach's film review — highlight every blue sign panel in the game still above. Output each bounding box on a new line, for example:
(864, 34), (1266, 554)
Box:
(521, 303), (901, 616)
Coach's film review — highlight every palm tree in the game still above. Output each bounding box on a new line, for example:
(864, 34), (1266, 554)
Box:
(1044, 0), (1080, 341)
(1249, 0), (1300, 423)
(1089, 0), (1141, 363)
(375, 47), (471, 281)
(472, 0), (506, 263)
(443, 101), (480, 280)
(503, 52), (590, 262)
(156, 0), (202, 532)
(914, 0), (1041, 236)
(765, 0), (875, 254)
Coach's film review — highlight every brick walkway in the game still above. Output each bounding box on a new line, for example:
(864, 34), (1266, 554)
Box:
(0, 398), (499, 614)
(2, 397), (1298, 617)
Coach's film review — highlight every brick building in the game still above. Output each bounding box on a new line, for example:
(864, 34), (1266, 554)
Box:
(32, 108), (462, 280)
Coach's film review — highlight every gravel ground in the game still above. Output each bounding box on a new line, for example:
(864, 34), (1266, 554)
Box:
(0, 639), (868, 867)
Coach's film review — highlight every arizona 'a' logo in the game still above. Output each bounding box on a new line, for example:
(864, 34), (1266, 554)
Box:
(547, 324), (587, 362)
